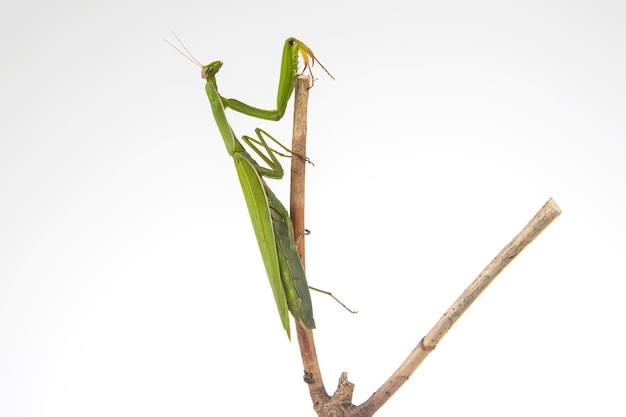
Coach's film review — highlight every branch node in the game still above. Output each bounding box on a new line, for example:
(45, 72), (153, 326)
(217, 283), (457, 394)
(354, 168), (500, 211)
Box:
(333, 372), (355, 403)
(419, 337), (436, 351)
(304, 370), (315, 385)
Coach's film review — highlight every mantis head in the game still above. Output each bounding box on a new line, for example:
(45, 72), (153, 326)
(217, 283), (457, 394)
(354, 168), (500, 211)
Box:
(201, 60), (223, 80)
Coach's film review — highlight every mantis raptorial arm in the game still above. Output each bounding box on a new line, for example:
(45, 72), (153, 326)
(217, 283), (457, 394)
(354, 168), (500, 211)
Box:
(220, 38), (334, 121)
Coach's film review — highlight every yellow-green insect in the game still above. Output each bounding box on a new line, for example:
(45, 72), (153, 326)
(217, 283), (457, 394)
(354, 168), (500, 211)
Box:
(170, 37), (332, 338)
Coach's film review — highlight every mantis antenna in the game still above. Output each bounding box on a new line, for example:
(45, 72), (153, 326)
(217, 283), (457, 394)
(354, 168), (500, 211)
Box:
(165, 32), (203, 68)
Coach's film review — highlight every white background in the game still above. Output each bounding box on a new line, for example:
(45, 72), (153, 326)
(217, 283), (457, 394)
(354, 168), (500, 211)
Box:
(1, 1), (624, 416)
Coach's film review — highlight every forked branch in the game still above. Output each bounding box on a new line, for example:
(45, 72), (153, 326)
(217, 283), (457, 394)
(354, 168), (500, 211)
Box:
(289, 73), (561, 417)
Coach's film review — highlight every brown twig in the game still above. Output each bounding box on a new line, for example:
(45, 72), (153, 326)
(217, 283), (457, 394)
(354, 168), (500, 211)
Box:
(352, 198), (562, 417)
(290, 75), (331, 408)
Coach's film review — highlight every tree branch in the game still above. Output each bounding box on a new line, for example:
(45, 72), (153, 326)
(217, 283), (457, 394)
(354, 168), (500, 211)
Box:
(353, 198), (562, 416)
(290, 75), (331, 409)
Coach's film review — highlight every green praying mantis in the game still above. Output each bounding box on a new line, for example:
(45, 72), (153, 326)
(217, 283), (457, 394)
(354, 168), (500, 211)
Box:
(169, 37), (333, 338)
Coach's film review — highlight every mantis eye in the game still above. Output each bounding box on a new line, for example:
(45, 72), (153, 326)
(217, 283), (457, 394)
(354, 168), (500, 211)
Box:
(201, 60), (223, 79)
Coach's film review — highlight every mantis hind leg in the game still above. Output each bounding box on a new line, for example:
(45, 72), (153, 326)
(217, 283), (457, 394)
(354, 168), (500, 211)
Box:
(308, 286), (357, 314)
(295, 228), (357, 315)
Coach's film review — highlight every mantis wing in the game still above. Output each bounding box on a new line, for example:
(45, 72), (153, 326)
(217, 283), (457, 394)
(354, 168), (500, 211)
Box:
(234, 156), (291, 338)
(267, 189), (315, 329)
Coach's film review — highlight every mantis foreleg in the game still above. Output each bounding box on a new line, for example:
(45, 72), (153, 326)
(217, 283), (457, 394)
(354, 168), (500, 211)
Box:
(221, 38), (333, 121)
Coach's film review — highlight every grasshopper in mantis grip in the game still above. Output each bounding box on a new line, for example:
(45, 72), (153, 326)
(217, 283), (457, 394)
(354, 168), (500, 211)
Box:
(169, 37), (333, 338)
